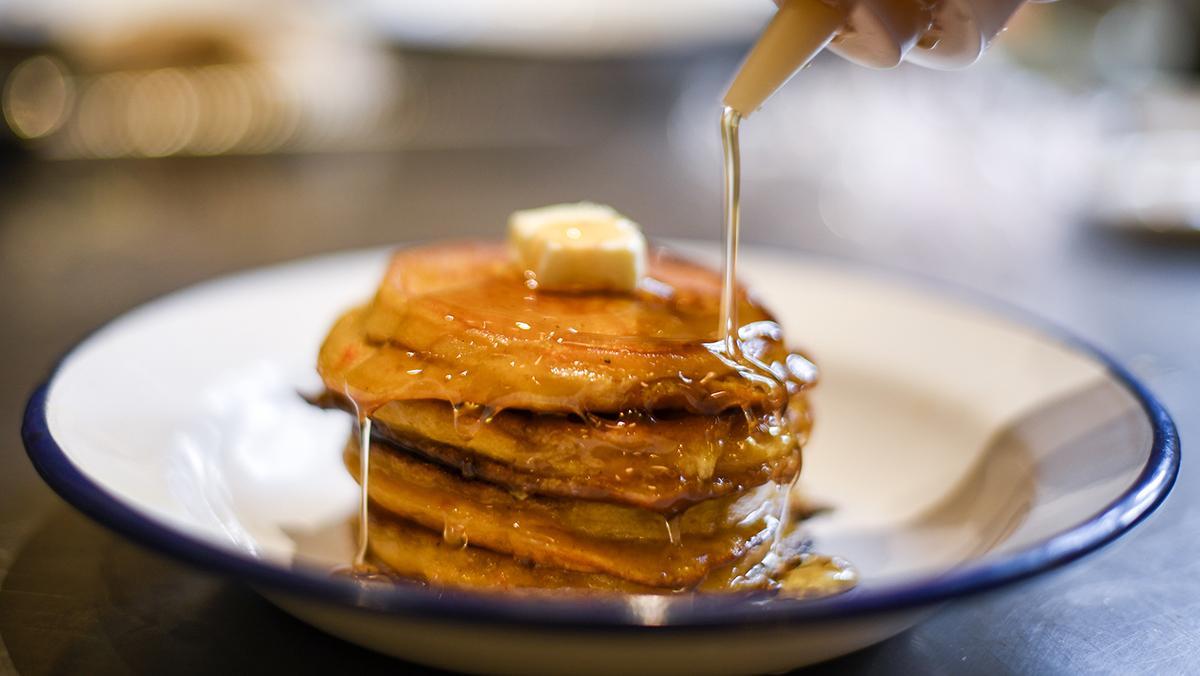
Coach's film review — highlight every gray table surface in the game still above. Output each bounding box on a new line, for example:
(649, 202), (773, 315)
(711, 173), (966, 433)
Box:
(0, 55), (1196, 675)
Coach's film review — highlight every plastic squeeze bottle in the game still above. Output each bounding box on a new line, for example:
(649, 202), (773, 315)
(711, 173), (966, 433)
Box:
(724, 0), (1029, 117)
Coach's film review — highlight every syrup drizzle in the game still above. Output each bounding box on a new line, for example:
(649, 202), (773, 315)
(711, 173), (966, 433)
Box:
(340, 381), (376, 570)
(354, 416), (372, 567)
(716, 103), (856, 598)
(714, 106), (788, 403)
(719, 105), (743, 355)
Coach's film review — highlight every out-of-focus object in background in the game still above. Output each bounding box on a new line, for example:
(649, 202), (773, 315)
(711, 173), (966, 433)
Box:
(0, 0), (699, 160)
(1098, 130), (1200, 235)
(2, 54), (72, 141)
(0, 0), (399, 158)
(1089, 0), (1200, 236)
(1091, 0), (1199, 89)
(342, 0), (773, 56)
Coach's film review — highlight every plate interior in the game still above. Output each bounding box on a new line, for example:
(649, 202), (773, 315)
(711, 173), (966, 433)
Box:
(44, 244), (1152, 589)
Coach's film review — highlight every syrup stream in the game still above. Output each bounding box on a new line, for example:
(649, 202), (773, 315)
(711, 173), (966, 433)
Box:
(715, 103), (855, 596)
(714, 106), (786, 400)
(718, 106), (743, 356)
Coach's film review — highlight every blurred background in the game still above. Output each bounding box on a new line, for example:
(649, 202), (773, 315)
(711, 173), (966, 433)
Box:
(0, 1), (1198, 673)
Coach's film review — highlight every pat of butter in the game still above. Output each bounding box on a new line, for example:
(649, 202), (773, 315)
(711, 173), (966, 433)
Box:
(508, 202), (646, 292)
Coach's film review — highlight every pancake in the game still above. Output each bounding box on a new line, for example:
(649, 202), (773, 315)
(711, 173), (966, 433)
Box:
(347, 439), (790, 588)
(316, 238), (827, 594)
(322, 394), (807, 512)
(366, 516), (649, 593)
(318, 242), (817, 416)
(365, 513), (812, 593)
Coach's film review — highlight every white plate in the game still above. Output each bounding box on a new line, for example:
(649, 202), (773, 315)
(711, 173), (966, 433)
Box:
(23, 243), (1178, 676)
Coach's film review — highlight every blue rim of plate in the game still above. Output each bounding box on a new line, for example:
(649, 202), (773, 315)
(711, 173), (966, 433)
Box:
(20, 254), (1180, 632)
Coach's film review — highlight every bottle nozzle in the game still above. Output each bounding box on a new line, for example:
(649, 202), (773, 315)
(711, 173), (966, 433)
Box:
(722, 0), (853, 118)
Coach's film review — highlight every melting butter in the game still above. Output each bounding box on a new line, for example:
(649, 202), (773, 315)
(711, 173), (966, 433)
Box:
(508, 202), (646, 292)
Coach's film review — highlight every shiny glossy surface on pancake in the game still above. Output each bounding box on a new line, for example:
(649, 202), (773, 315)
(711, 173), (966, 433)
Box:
(365, 515), (814, 593)
(348, 396), (807, 512)
(367, 516), (649, 592)
(347, 441), (790, 588)
(318, 242), (816, 415)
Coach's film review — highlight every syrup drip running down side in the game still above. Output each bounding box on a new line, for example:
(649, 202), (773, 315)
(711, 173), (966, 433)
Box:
(340, 384), (386, 573)
(355, 416), (372, 567)
(327, 389), (391, 585)
(339, 382), (378, 573)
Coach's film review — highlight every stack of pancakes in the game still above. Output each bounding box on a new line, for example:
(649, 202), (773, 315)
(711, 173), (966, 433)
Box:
(317, 242), (818, 592)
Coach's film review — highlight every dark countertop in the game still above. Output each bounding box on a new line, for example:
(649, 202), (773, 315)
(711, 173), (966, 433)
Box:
(0, 67), (1196, 674)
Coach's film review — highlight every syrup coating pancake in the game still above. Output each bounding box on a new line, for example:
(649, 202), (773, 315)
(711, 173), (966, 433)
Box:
(347, 440), (789, 588)
(367, 515), (647, 592)
(352, 396), (808, 512)
(366, 514), (812, 593)
(318, 242), (817, 415)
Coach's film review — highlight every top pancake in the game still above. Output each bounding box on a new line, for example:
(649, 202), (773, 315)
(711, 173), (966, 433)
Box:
(320, 241), (816, 415)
